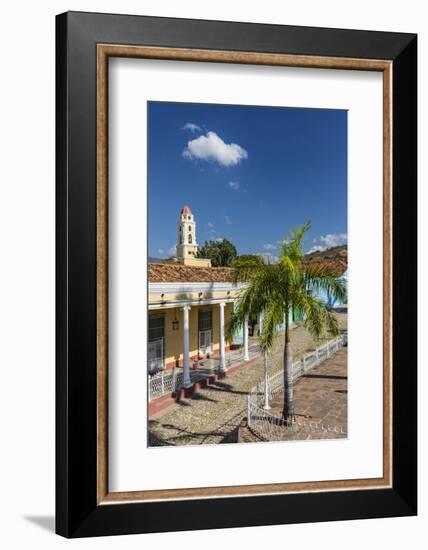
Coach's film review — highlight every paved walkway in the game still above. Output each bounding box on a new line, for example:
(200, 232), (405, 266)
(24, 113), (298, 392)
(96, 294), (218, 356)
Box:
(149, 313), (347, 446)
(194, 337), (261, 372)
(267, 347), (347, 440)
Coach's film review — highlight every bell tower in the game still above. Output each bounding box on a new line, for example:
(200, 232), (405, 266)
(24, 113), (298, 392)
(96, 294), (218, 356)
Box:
(175, 206), (211, 267)
(176, 205), (198, 259)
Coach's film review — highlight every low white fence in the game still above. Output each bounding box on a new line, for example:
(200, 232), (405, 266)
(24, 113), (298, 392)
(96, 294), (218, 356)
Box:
(148, 341), (261, 402)
(148, 366), (215, 402)
(149, 332), (347, 405)
(247, 333), (347, 441)
(245, 406), (347, 441)
(266, 333), (347, 396)
(149, 368), (179, 401)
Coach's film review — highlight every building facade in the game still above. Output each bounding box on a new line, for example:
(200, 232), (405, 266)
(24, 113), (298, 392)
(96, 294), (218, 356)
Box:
(148, 206), (248, 388)
(148, 263), (248, 386)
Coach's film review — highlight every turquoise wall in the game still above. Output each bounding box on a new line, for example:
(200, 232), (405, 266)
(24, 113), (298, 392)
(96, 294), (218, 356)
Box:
(313, 270), (348, 309)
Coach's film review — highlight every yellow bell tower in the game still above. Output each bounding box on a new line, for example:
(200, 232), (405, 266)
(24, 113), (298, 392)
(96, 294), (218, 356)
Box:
(176, 205), (198, 259)
(176, 206), (211, 267)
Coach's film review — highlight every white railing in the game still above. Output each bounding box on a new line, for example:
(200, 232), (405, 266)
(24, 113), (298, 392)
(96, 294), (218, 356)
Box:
(149, 368), (179, 401)
(247, 332), (347, 441)
(148, 366), (215, 401)
(149, 332), (347, 405)
(148, 340), (262, 402)
(245, 404), (347, 442)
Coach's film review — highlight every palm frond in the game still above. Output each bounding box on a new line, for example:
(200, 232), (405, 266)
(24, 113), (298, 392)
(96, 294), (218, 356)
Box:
(231, 254), (266, 283)
(304, 264), (347, 305)
(259, 301), (284, 353)
(228, 221), (343, 360)
(294, 289), (340, 339)
(226, 267), (277, 341)
(226, 308), (247, 343)
(280, 219), (311, 264)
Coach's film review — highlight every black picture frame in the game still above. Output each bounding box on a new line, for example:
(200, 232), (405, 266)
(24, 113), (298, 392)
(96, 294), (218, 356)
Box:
(56, 11), (417, 538)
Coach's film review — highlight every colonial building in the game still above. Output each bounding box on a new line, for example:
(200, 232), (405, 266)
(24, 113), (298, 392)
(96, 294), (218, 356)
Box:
(148, 206), (248, 389)
(148, 206), (347, 394)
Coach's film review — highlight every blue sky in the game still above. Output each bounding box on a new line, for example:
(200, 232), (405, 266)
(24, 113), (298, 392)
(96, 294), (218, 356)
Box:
(148, 101), (347, 260)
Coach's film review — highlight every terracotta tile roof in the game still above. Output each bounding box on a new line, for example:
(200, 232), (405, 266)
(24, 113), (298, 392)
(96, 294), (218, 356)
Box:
(303, 258), (347, 276)
(149, 258), (347, 283)
(149, 263), (234, 283)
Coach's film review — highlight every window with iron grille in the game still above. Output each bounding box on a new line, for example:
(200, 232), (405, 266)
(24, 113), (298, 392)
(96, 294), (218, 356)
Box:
(149, 313), (165, 341)
(198, 308), (213, 355)
(198, 309), (212, 331)
(148, 313), (165, 373)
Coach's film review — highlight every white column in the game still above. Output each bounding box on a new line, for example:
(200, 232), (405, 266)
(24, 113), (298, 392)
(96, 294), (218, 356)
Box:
(263, 352), (271, 410)
(182, 305), (192, 388)
(243, 316), (249, 361)
(218, 302), (226, 372)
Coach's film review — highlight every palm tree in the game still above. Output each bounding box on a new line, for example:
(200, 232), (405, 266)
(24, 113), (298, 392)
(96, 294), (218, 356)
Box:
(228, 221), (347, 421)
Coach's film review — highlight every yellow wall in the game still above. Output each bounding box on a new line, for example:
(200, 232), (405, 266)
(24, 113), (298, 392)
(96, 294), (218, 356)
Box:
(152, 303), (233, 368)
(149, 289), (241, 305)
(177, 257), (212, 267)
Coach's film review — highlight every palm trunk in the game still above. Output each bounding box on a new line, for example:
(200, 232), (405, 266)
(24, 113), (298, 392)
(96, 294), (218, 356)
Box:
(282, 311), (294, 422)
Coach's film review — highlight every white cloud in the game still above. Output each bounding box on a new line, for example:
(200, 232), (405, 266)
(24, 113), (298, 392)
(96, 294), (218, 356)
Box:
(228, 181), (240, 190)
(182, 122), (201, 133)
(319, 233), (347, 248)
(306, 245), (326, 254)
(207, 221), (214, 229)
(224, 215), (232, 225)
(214, 237), (224, 242)
(307, 233), (347, 254)
(263, 243), (276, 251)
(157, 245), (177, 258)
(257, 252), (279, 264)
(183, 131), (248, 167)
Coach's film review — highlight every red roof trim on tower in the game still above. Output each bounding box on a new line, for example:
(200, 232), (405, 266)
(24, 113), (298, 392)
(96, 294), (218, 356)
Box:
(180, 205), (192, 215)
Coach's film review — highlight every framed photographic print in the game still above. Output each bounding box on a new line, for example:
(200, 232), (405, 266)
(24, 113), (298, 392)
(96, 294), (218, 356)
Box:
(56, 11), (417, 538)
